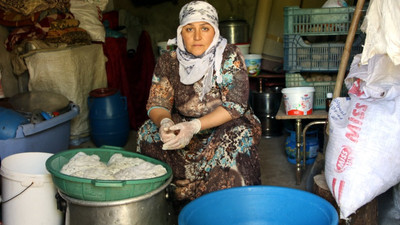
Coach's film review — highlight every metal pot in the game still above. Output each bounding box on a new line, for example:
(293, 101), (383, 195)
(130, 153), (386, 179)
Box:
(251, 87), (283, 138)
(219, 18), (249, 44)
(60, 176), (176, 225)
(251, 87), (282, 115)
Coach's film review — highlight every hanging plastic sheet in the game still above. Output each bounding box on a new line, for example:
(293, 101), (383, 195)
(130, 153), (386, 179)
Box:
(360, 0), (400, 65)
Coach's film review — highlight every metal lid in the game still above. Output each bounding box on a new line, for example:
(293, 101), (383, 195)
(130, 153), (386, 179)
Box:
(9, 91), (70, 113)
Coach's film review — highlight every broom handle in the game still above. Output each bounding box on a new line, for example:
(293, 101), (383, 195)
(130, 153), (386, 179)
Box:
(333, 0), (366, 98)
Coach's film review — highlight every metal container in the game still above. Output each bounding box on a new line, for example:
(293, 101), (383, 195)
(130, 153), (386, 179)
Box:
(252, 87), (282, 115)
(251, 87), (283, 138)
(219, 18), (249, 44)
(60, 176), (176, 225)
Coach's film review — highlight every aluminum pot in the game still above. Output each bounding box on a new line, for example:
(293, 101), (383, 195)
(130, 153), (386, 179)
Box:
(60, 176), (176, 225)
(219, 18), (249, 44)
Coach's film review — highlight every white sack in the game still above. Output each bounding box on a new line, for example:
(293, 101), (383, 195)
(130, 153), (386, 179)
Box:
(70, 1), (106, 42)
(360, 0), (400, 65)
(325, 54), (400, 219)
(25, 44), (107, 140)
(322, 0), (348, 8)
(80, 0), (109, 12)
(346, 54), (400, 100)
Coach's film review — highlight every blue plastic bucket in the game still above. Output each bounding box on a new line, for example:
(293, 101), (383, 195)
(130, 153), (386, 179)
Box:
(88, 88), (130, 147)
(179, 186), (338, 225)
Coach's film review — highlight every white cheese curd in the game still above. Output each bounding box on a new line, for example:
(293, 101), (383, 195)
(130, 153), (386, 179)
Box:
(114, 162), (168, 180)
(107, 153), (146, 174)
(60, 152), (168, 180)
(60, 152), (108, 176)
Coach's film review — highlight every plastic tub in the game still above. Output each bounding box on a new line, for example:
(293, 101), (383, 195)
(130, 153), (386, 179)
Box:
(235, 43), (250, 55)
(46, 146), (172, 201)
(0, 103), (79, 160)
(282, 87), (315, 115)
(244, 54), (262, 76)
(157, 41), (176, 55)
(1, 152), (63, 225)
(179, 186), (338, 225)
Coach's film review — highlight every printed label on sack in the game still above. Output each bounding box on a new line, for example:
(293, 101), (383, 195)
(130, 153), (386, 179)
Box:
(332, 177), (345, 203)
(345, 103), (368, 143)
(335, 145), (352, 173)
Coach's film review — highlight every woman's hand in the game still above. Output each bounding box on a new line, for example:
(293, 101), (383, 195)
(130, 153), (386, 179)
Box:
(162, 119), (201, 150)
(159, 118), (176, 143)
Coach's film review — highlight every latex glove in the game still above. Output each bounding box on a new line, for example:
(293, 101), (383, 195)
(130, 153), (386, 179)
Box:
(162, 119), (201, 150)
(159, 118), (176, 143)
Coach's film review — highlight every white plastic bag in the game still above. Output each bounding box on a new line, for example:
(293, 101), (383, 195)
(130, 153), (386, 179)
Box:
(345, 54), (400, 100)
(325, 54), (400, 219)
(322, 0), (348, 8)
(361, 0), (400, 65)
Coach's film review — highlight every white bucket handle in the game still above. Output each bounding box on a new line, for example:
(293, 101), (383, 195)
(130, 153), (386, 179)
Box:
(1, 182), (34, 204)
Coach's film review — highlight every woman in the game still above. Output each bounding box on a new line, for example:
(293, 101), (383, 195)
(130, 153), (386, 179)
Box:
(137, 0), (261, 208)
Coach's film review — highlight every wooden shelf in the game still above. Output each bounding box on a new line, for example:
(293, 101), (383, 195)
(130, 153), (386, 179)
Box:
(249, 73), (285, 79)
(276, 103), (328, 120)
(248, 73), (285, 92)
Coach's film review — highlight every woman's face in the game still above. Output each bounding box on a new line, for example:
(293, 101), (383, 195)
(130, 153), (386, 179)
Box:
(181, 21), (215, 56)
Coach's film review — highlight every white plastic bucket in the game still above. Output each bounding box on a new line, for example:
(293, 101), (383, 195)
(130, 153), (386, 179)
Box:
(1, 152), (63, 225)
(157, 41), (176, 56)
(235, 43), (250, 55)
(244, 54), (262, 76)
(282, 87), (315, 115)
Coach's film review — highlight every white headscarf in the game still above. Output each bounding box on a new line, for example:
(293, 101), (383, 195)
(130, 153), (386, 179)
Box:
(167, 1), (227, 101)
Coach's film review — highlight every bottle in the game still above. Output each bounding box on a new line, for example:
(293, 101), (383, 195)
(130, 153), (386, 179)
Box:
(326, 92), (333, 112)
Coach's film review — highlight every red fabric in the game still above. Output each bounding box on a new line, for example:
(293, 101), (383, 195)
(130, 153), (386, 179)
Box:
(102, 37), (136, 129)
(102, 31), (155, 130)
(101, 9), (154, 130)
(101, 11), (119, 29)
(127, 30), (155, 130)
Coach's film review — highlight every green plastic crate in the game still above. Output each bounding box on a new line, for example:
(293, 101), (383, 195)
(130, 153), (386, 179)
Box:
(285, 73), (347, 110)
(284, 34), (364, 72)
(283, 6), (366, 72)
(284, 6), (365, 36)
(46, 146), (172, 201)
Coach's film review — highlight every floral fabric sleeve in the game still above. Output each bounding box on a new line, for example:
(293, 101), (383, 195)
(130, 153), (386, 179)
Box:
(218, 45), (250, 119)
(146, 55), (175, 114)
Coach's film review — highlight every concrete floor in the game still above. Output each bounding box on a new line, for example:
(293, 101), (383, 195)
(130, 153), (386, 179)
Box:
(70, 129), (399, 224)
(70, 130), (310, 189)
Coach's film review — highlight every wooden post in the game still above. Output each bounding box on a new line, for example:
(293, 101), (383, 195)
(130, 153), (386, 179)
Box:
(313, 173), (378, 225)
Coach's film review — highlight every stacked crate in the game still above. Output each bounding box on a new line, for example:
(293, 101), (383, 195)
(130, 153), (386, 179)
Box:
(283, 6), (365, 110)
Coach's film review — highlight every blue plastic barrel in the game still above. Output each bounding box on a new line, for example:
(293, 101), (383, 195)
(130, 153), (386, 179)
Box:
(0, 107), (28, 140)
(88, 88), (130, 147)
(179, 186), (338, 225)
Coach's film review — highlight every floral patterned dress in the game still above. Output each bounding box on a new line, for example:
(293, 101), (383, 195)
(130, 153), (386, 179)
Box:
(136, 44), (261, 206)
